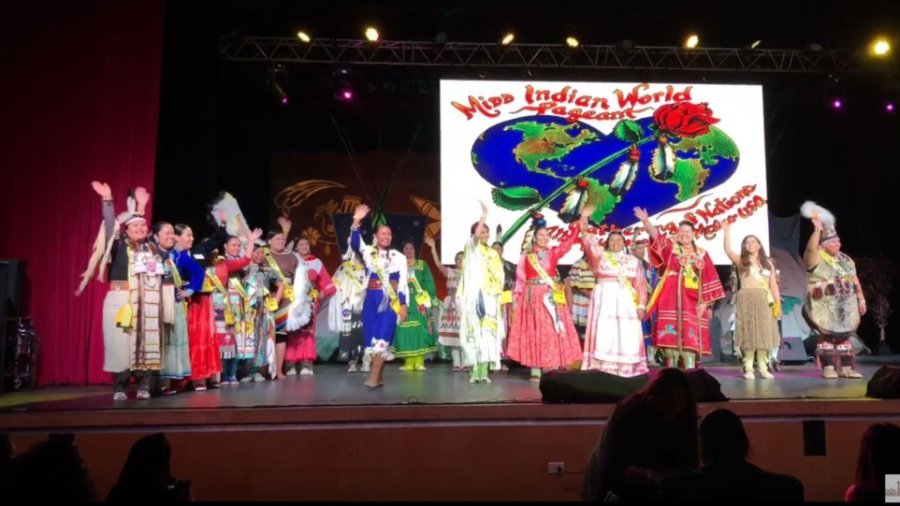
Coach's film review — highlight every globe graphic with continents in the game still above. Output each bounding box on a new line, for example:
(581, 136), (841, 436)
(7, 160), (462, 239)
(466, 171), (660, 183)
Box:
(470, 114), (740, 228)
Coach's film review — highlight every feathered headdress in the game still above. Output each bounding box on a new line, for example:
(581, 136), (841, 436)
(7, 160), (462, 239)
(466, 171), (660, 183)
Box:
(800, 201), (838, 243)
(115, 191), (145, 229)
(521, 212), (548, 251)
(210, 192), (250, 239)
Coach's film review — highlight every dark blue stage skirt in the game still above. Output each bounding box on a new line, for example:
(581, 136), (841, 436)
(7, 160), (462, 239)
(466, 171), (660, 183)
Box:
(362, 288), (398, 346)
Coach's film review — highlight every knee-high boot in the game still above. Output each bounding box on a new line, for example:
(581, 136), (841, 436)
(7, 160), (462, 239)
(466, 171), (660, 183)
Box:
(756, 349), (774, 379)
(741, 349), (755, 379)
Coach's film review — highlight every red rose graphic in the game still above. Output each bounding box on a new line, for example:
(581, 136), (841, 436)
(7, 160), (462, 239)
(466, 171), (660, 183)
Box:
(653, 102), (720, 137)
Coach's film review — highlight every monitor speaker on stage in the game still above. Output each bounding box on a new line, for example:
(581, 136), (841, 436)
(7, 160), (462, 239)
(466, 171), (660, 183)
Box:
(540, 368), (728, 404)
(866, 365), (900, 399)
(0, 262), (8, 396)
(540, 370), (648, 404)
(0, 259), (25, 317)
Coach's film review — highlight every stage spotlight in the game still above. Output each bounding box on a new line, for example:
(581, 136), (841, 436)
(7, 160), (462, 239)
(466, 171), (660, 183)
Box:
(617, 39), (634, 50)
(365, 27), (379, 42)
(808, 43), (824, 52)
(434, 32), (448, 46)
(887, 102), (896, 113)
(685, 34), (699, 48)
(335, 83), (354, 101)
(565, 36), (579, 48)
(296, 31), (311, 43)
(280, 96), (289, 105)
(750, 39), (762, 49)
(501, 32), (515, 45)
(831, 98), (843, 110)
(871, 37), (891, 56)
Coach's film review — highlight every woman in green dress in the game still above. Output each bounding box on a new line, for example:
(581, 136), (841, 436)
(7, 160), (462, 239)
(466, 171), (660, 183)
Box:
(393, 239), (438, 371)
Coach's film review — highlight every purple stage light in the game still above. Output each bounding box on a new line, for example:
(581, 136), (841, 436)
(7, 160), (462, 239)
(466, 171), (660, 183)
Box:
(342, 90), (353, 100)
(831, 99), (842, 109)
(280, 96), (289, 105)
(887, 102), (895, 113)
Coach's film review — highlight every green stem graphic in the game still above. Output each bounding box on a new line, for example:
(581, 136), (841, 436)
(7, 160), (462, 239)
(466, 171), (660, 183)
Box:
(499, 135), (654, 245)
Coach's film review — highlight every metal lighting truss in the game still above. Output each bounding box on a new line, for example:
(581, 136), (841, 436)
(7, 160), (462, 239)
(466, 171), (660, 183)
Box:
(219, 37), (872, 73)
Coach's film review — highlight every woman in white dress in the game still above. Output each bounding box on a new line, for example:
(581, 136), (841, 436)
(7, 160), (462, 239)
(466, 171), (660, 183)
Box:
(581, 231), (649, 377)
(426, 237), (467, 371)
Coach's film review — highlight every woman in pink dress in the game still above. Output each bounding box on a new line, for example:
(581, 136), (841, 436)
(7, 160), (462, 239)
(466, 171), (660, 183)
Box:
(507, 211), (588, 382)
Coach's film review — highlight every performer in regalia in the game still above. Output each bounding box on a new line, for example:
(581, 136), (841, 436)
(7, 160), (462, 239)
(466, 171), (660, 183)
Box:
(722, 220), (781, 380)
(800, 201), (865, 379)
(332, 246), (368, 373)
(456, 201), (506, 384)
(426, 238), (466, 371)
(349, 204), (409, 389)
(77, 182), (162, 401)
(393, 239), (438, 372)
(158, 222), (206, 395)
(507, 209), (588, 382)
(241, 241), (283, 382)
(580, 231), (648, 377)
(634, 207), (725, 370)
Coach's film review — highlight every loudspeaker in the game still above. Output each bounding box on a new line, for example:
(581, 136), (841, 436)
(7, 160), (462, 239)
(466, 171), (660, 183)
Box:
(866, 365), (900, 399)
(540, 368), (729, 404)
(540, 370), (648, 403)
(0, 263), (7, 396)
(778, 336), (810, 363)
(0, 259), (25, 317)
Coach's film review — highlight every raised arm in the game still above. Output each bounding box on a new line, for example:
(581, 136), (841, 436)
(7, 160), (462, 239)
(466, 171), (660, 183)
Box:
(92, 181), (116, 238)
(475, 199), (488, 241)
(803, 217), (822, 270)
(278, 217), (296, 251)
(134, 187), (150, 218)
(424, 236), (449, 277)
(243, 228), (263, 258)
(349, 204), (370, 256)
(633, 207), (659, 241)
(721, 219), (741, 266)
(551, 206), (593, 261)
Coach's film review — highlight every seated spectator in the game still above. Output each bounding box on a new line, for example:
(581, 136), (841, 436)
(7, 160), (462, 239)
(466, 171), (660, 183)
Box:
(582, 368), (699, 501)
(107, 433), (192, 502)
(7, 435), (96, 502)
(845, 423), (900, 502)
(0, 434), (15, 496)
(658, 408), (804, 501)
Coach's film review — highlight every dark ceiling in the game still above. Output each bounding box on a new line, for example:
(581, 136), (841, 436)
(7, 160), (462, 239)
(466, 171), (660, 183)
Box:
(214, 0), (899, 50)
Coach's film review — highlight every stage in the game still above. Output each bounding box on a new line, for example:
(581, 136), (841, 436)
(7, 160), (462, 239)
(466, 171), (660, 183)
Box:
(3, 357), (900, 433)
(3, 357), (900, 501)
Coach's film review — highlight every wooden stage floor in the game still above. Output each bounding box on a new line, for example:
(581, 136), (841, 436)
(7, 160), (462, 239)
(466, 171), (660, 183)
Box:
(2, 357), (900, 432)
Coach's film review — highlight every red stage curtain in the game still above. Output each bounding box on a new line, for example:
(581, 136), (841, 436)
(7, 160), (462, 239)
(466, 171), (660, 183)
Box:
(0, 1), (165, 385)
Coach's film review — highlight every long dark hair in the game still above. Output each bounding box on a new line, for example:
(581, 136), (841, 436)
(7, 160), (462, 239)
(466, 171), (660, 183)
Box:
(855, 423), (900, 485)
(738, 234), (770, 274)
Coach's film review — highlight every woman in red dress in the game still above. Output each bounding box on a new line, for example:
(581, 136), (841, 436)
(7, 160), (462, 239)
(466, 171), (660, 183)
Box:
(507, 211), (589, 382)
(633, 207), (724, 370)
